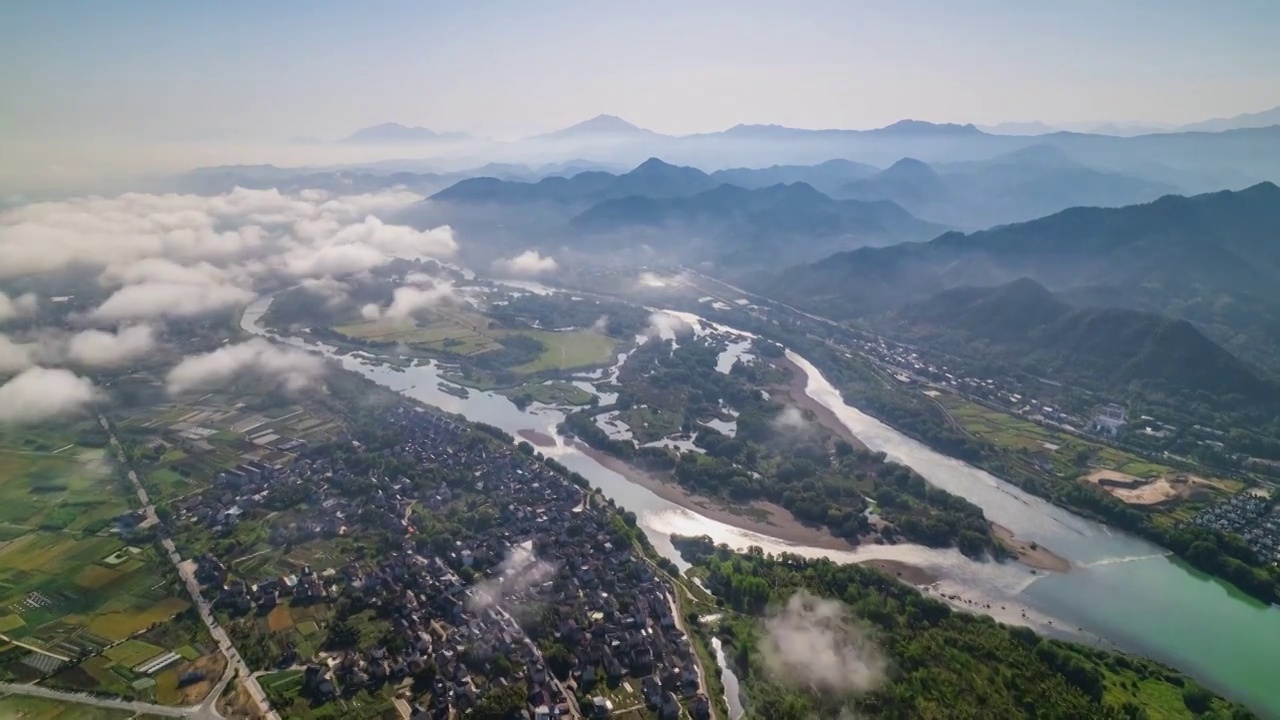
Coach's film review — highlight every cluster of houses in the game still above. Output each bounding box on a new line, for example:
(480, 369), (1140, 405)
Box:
(1188, 493), (1280, 565)
(190, 403), (712, 719)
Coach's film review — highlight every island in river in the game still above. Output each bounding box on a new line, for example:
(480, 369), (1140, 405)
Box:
(555, 320), (1070, 574)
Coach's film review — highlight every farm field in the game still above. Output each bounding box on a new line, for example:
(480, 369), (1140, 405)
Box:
(0, 439), (130, 535)
(0, 695), (159, 719)
(110, 390), (346, 506)
(43, 612), (221, 706)
(333, 305), (618, 376)
(934, 392), (1240, 518)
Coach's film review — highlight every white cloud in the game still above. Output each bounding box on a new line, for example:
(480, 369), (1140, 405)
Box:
(92, 282), (255, 321)
(0, 189), (452, 287)
(298, 277), (352, 307)
(494, 249), (558, 276)
(759, 591), (886, 696)
(0, 334), (37, 373)
(0, 291), (38, 322)
(362, 281), (458, 321)
(0, 367), (101, 424)
(99, 258), (231, 288)
(64, 325), (157, 368)
(166, 339), (324, 395)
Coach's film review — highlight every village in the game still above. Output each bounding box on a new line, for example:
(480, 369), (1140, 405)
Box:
(1188, 493), (1280, 566)
(177, 403), (713, 720)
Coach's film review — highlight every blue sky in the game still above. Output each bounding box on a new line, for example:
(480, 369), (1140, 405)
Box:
(3, 0), (1278, 140)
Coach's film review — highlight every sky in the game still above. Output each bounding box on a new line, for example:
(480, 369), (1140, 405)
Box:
(4, 0), (1279, 142)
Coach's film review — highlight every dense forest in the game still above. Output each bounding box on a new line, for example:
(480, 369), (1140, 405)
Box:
(563, 334), (1005, 558)
(676, 536), (1255, 720)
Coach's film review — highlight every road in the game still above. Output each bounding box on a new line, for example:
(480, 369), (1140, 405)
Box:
(99, 416), (280, 720)
(0, 680), (205, 718)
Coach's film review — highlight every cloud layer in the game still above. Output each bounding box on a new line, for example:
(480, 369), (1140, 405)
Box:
(0, 188), (456, 322)
(0, 367), (101, 424)
(165, 339), (325, 395)
(64, 325), (157, 367)
(0, 291), (38, 322)
(494, 249), (558, 276)
(759, 591), (886, 696)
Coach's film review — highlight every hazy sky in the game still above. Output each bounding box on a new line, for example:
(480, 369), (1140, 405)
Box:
(4, 0), (1279, 142)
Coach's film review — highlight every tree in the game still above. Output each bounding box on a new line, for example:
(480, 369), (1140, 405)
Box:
(472, 681), (527, 720)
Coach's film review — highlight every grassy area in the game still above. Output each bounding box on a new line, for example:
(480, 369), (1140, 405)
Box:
(618, 406), (684, 445)
(0, 445), (129, 534)
(511, 329), (617, 373)
(500, 381), (595, 406)
(0, 695), (153, 719)
(936, 393), (1240, 505)
(334, 306), (618, 376)
(103, 639), (166, 667)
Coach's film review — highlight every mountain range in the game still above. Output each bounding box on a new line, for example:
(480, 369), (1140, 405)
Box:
(761, 181), (1280, 370)
(836, 146), (1180, 229)
(419, 158), (945, 268)
(891, 278), (1279, 406)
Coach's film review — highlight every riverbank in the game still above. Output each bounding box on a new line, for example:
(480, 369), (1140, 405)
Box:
(572, 440), (863, 552)
(774, 355), (867, 451)
(992, 523), (1071, 573)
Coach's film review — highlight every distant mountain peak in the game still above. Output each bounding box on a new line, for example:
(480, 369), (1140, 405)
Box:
(876, 119), (985, 135)
(541, 114), (652, 138)
(342, 122), (469, 144)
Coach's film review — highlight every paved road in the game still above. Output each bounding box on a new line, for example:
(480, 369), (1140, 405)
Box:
(0, 681), (205, 718)
(99, 416), (280, 720)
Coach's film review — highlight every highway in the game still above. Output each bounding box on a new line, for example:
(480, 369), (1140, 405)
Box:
(100, 416), (280, 720)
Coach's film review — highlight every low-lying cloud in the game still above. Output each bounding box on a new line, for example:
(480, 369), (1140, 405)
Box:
(362, 281), (458, 321)
(0, 291), (38, 322)
(467, 543), (559, 615)
(494, 249), (558, 276)
(92, 282), (256, 321)
(0, 367), (102, 424)
(65, 325), (157, 367)
(759, 591), (886, 696)
(166, 339), (325, 395)
(1, 188), (458, 322)
(645, 311), (695, 340)
(0, 334), (37, 373)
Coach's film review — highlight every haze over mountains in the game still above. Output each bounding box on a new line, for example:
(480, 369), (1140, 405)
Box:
(763, 182), (1280, 371)
(891, 278), (1280, 409)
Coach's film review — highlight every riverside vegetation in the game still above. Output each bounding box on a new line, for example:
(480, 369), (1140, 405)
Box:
(674, 536), (1256, 720)
(562, 331), (1008, 559)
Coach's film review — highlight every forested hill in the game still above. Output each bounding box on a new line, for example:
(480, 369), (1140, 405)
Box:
(891, 278), (1280, 409)
(676, 537), (1255, 720)
(758, 183), (1280, 370)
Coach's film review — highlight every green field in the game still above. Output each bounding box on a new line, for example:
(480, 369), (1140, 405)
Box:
(0, 533), (185, 643)
(103, 639), (166, 668)
(935, 393), (1241, 503)
(0, 446), (130, 534)
(501, 381), (595, 406)
(334, 306), (618, 375)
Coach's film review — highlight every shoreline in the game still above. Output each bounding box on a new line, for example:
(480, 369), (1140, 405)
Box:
(773, 354), (868, 451)
(992, 522), (1071, 573)
(570, 440), (866, 554)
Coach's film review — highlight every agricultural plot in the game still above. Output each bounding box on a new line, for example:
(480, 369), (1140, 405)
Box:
(333, 305), (619, 376)
(0, 695), (149, 720)
(0, 446), (130, 534)
(0, 533), (186, 644)
(935, 393), (1239, 513)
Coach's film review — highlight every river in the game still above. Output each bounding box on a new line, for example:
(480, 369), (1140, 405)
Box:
(242, 296), (1280, 716)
